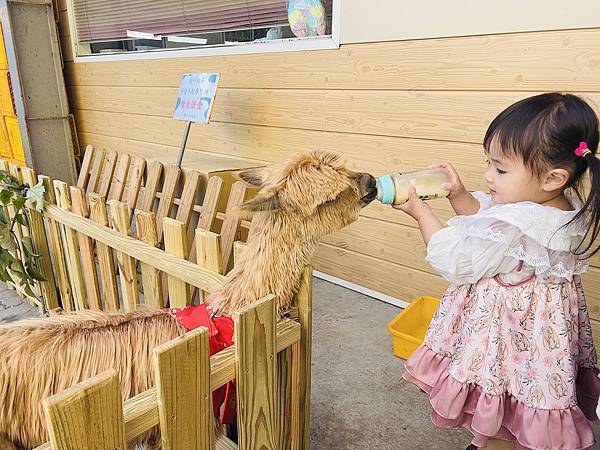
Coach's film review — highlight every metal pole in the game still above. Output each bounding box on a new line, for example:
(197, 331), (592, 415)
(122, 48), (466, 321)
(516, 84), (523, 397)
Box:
(176, 121), (192, 167)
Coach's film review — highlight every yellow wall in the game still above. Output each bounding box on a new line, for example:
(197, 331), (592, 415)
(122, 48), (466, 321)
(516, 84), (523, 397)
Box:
(57, 1), (600, 338)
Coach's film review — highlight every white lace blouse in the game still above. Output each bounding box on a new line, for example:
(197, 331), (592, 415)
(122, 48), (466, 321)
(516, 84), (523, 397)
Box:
(426, 192), (589, 285)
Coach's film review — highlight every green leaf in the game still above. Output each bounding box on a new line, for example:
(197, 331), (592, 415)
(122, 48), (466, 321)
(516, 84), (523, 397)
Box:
(22, 237), (40, 258)
(0, 265), (11, 282)
(0, 189), (12, 205)
(0, 225), (16, 252)
(0, 208), (8, 225)
(12, 196), (25, 211)
(25, 261), (46, 281)
(10, 259), (24, 275)
(15, 213), (27, 227)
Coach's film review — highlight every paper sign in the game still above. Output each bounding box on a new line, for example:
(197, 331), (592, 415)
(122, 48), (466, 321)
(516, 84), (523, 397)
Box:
(173, 73), (220, 123)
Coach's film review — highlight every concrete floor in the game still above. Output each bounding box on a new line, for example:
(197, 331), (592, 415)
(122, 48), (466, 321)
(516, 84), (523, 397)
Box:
(310, 277), (600, 450)
(2, 280), (600, 449)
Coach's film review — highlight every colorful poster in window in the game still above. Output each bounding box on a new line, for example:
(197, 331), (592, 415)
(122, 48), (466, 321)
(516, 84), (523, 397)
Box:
(173, 73), (220, 123)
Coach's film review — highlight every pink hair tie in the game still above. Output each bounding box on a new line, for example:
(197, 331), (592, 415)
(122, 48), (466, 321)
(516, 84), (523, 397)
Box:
(575, 141), (591, 157)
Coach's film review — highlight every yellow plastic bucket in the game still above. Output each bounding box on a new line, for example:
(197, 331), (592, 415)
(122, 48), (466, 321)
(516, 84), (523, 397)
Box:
(387, 296), (440, 360)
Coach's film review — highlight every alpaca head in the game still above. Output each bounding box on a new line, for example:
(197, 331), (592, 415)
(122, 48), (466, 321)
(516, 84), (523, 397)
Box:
(236, 151), (376, 237)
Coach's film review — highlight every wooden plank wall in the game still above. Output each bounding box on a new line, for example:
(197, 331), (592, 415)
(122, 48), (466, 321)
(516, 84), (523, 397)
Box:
(56, 0), (600, 328)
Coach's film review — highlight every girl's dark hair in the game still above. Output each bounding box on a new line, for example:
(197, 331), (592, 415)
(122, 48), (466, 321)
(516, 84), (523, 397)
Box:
(483, 93), (600, 258)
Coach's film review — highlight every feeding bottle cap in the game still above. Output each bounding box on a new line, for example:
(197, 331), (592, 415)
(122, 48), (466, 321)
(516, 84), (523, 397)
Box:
(376, 175), (395, 205)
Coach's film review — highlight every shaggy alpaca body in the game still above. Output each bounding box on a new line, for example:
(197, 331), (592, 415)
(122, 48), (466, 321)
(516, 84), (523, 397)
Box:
(0, 309), (184, 449)
(0, 151), (376, 449)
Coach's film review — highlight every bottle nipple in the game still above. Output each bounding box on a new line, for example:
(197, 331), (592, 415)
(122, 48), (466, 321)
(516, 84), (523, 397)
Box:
(376, 175), (396, 205)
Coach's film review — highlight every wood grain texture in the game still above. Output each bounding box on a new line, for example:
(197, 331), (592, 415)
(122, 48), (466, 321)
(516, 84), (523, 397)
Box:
(20, 167), (59, 309)
(88, 193), (120, 310)
(109, 201), (138, 310)
(135, 210), (164, 309)
(54, 180), (87, 310)
(64, 29), (600, 91)
(163, 218), (189, 308)
(43, 370), (126, 450)
(233, 295), (277, 450)
(153, 328), (214, 450)
(70, 186), (101, 309)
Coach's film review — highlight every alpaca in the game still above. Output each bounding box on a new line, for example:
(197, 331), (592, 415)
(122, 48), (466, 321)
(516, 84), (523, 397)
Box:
(0, 151), (376, 449)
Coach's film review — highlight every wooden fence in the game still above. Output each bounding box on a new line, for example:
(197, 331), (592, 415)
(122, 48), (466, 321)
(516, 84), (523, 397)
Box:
(0, 158), (312, 449)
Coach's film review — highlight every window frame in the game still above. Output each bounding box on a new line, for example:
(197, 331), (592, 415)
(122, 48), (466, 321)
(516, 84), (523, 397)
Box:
(67, 0), (341, 63)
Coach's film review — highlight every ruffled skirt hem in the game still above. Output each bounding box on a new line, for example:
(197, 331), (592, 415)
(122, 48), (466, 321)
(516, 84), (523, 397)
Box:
(403, 344), (600, 450)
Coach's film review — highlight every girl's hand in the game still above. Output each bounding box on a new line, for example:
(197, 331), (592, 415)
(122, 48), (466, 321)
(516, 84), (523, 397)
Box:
(393, 185), (432, 221)
(429, 162), (468, 200)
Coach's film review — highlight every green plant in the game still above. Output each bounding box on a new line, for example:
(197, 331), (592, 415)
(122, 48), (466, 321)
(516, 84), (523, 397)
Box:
(0, 170), (46, 303)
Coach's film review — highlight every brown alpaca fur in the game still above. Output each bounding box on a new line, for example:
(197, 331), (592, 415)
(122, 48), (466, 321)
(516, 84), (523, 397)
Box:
(0, 309), (185, 449)
(0, 151), (375, 449)
(208, 151), (376, 317)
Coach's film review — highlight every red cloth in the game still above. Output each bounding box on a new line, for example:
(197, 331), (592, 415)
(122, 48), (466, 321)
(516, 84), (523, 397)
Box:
(164, 303), (236, 424)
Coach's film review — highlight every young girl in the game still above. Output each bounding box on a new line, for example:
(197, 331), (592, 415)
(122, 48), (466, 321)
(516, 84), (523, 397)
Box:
(396, 93), (600, 450)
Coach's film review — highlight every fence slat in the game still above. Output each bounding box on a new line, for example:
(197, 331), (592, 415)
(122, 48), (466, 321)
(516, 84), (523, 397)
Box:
(199, 176), (223, 232)
(234, 295), (277, 450)
(163, 218), (188, 308)
(43, 369), (126, 450)
(175, 170), (200, 227)
(124, 156), (146, 210)
(140, 160), (163, 212)
(195, 229), (222, 302)
(108, 153), (130, 202)
(188, 175), (223, 267)
(155, 164), (181, 239)
(88, 194), (120, 311)
(21, 167), (59, 310)
(70, 186), (101, 310)
(39, 175), (73, 311)
(135, 210), (164, 309)
(54, 180), (87, 310)
(154, 327), (214, 450)
(98, 151), (118, 198)
(86, 148), (105, 194)
(76, 145), (94, 189)
(220, 181), (247, 273)
(44, 204), (226, 292)
(295, 268), (312, 450)
(110, 201), (138, 311)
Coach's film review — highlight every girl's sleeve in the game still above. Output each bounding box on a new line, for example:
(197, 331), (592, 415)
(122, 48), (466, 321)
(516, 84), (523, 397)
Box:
(425, 219), (522, 285)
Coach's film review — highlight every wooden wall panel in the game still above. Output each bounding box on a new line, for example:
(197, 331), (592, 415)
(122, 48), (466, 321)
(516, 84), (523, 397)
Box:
(68, 85), (600, 144)
(58, 15), (600, 308)
(63, 29), (600, 92)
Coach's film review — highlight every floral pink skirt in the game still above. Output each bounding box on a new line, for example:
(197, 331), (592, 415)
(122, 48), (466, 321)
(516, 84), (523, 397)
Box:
(404, 276), (600, 449)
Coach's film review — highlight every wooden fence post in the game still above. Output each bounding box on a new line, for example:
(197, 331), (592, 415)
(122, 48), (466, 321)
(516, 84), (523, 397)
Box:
(54, 180), (87, 310)
(20, 167), (59, 310)
(88, 193), (119, 311)
(195, 228), (222, 301)
(70, 186), (101, 310)
(109, 200), (138, 310)
(234, 294), (277, 450)
(153, 327), (214, 450)
(295, 267), (312, 450)
(39, 175), (73, 311)
(163, 218), (188, 308)
(135, 210), (164, 309)
(43, 369), (126, 450)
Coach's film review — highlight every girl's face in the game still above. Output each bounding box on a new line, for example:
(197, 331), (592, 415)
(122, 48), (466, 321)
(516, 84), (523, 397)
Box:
(484, 145), (546, 205)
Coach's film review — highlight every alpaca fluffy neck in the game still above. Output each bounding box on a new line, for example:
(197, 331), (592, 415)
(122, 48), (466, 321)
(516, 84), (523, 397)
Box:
(209, 210), (320, 317)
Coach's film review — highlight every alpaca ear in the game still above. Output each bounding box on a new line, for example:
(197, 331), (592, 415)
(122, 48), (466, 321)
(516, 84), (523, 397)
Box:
(236, 168), (264, 187)
(238, 192), (281, 212)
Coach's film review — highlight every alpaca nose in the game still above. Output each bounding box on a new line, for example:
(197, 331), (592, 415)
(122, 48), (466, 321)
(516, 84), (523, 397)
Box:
(359, 173), (377, 201)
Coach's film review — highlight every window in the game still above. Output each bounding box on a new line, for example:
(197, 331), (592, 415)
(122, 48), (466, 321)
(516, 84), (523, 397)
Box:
(70, 0), (336, 59)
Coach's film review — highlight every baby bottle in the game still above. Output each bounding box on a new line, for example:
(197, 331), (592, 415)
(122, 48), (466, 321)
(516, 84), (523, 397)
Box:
(375, 168), (451, 205)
